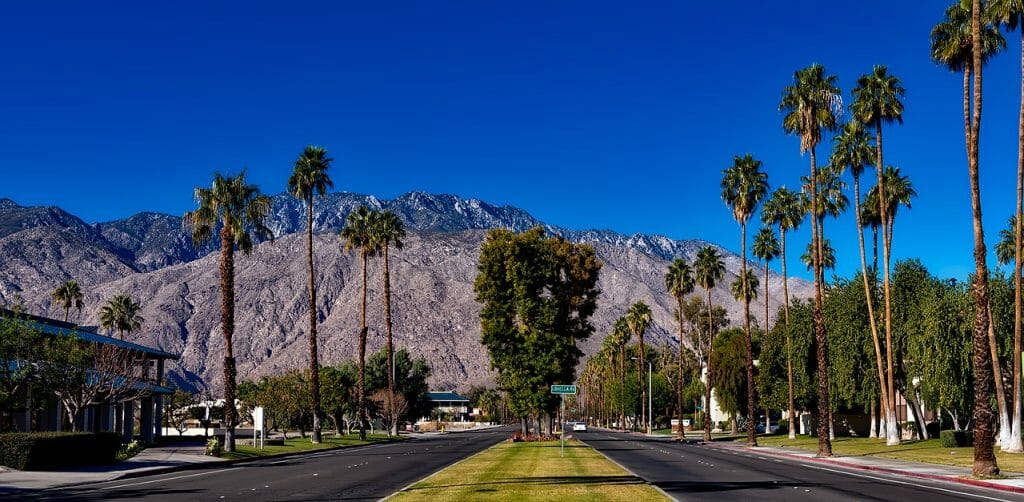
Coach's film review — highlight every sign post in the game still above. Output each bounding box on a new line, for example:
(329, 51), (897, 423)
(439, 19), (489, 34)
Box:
(253, 406), (265, 450)
(550, 385), (577, 457)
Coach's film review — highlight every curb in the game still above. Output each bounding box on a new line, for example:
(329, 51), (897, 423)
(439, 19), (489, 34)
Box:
(707, 443), (1024, 495)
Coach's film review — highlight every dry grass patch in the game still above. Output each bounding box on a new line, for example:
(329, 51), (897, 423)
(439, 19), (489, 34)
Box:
(391, 439), (668, 501)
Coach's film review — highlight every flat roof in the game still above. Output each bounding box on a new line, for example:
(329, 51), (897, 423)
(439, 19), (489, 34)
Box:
(1, 308), (180, 360)
(428, 391), (469, 402)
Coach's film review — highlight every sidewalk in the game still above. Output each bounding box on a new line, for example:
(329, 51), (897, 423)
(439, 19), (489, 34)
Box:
(710, 441), (1024, 494)
(0, 441), (222, 491)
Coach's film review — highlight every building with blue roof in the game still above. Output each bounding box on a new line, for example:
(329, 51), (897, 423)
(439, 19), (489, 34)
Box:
(426, 391), (471, 422)
(1, 308), (180, 444)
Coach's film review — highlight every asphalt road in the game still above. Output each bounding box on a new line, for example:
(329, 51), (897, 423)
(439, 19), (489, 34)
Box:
(28, 426), (514, 501)
(580, 429), (1024, 502)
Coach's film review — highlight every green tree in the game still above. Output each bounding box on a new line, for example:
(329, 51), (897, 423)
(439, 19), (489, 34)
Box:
(762, 186), (807, 439)
(287, 144), (334, 444)
(51, 280), (84, 323)
(321, 364), (357, 434)
(665, 258), (695, 433)
(184, 170), (273, 452)
(694, 245), (725, 441)
(721, 153), (769, 446)
(98, 294), (144, 340)
(341, 205), (377, 440)
(627, 301), (653, 432)
(780, 62), (842, 457)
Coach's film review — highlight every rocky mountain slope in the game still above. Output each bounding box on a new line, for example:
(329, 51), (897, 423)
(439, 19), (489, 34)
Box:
(0, 193), (813, 392)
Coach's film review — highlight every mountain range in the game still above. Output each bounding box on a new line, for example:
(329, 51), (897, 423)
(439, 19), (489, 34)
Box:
(0, 192), (813, 392)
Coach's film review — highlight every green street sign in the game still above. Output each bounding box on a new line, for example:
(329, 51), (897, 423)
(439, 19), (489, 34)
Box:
(551, 385), (577, 395)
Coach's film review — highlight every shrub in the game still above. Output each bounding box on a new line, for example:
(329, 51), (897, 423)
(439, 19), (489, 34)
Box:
(925, 422), (940, 439)
(508, 432), (557, 443)
(939, 430), (973, 448)
(117, 440), (145, 461)
(205, 437), (222, 457)
(775, 419), (789, 435)
(0, 432), (122, 470)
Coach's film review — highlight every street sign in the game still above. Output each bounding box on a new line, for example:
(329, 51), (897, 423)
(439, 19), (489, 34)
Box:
(551, 384), (577, 395)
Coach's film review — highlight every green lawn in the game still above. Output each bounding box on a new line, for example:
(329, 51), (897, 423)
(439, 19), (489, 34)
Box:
(754, 435), (1024, 473)
(390, 439), (668, 501)
(223, 433), (404, 460)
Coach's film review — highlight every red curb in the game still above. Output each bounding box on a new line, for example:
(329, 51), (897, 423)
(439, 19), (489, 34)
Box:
(706, 443), (1024, 495)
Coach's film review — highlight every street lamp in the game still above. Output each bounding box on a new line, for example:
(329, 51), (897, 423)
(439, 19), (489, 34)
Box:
(631, 357), (653, 435)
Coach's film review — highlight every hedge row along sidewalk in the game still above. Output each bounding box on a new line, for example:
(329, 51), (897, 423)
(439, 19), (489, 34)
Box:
(388, 439), (670, 501)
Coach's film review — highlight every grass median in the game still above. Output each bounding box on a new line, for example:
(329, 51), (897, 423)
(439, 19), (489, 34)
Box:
(223, 433), (404, 460)
(390, 438), (668, 501)
(754, 435), (1024, 473)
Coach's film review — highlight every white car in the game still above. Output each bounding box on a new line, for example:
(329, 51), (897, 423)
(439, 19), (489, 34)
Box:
(572, 422), (587, 432)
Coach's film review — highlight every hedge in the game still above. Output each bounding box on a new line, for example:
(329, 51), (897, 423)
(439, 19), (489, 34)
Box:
(0, 432), (122, 470)
(939, 430), (974, 448)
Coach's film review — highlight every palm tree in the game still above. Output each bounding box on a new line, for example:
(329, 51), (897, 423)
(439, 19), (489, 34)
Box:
(626, 301), (653, 433)
(665, 258), (694, 436)
(341, 205), (377, 440)
(991, 0), (1024, 453)
(730, 269), (759, 305)
(611, 317), (631, 430)
(288, 144), (334, 444)
(184, 171), (273, 453)
(752, 227), (780, 348)
(998, 215), (1020, 266)
(780, 63), (841, 457)
(801, 240), (836, 273)
(51, 280), (84, 323)
(761, 186), (807, 439)
(695, 246), (725, 442)
(371, 211), (406, 392)
(721, 153), (769, 447)
(98, 293), (144, 340)
(831, 120), (885, 438)
(802, 165), (848, 300)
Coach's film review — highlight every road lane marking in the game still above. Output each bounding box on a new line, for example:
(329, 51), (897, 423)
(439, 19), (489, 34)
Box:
(98, 467), (241, 490)
(798, 463), (1014, 502)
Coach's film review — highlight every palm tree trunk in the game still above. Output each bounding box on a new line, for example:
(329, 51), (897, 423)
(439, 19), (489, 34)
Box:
(854, 172), (889, 443)
(677, 297), (685, 438)
(358, 251), (368, 441)
(781, 227), (796, 440)
(875, 121), (900, 447)
(810, 146), (832, 457)
(1009, 25), (1024, 454)
(63, 306), (69, 323)
(704, 289), (714, 442)
(741, 223), (757, 447)
(620, 346), (626, 431)
(869, 400), (877, 439)
(970, 0), (999, 475)
(220, 225), (237, 453)
(987, 303), (1011, 448)
(638, 330), (645, 433)
(307, 197), (322, 444)
(384, 244), (394, 393)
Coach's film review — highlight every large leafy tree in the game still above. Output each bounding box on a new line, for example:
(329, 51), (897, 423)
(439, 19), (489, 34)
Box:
(287, 144), (334, 444)
(780, 63), (841, 457)
(474, 227), (601, 435)
(98, 294), (144, 340)
(51, 280), (84, 323)
(626, 301), (653, 432)
(665, 258), (695, 435)
(341, 205), (377, 440)
(761, 186), (807, 439)
(830, 119), (886, 438)
(991, 0), (1024, 453)
(694, 245), (725, 442)
(721, 153), (769, 446)
(184, 170), (273, 452)
(932, 0), (1002, 474)
(372, 211), (406, 396)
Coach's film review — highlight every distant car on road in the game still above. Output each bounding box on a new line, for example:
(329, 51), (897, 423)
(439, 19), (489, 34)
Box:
(573, 422), (587, 432)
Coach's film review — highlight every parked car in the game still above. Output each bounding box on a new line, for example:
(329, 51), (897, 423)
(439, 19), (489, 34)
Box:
(573, 422), (588, 432)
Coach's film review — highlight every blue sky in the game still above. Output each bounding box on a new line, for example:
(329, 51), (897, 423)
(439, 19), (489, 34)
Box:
(0, 1), (1019, 281)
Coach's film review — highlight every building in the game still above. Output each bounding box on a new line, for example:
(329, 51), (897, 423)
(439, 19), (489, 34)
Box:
(1, 308), (179, 443)
(425, 391), (470, 422)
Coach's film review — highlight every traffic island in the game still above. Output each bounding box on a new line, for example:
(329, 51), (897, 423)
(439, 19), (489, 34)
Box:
(389, 439), (669, 501)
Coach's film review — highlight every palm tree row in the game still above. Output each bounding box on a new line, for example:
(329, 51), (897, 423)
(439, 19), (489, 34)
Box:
(51, 280), (146, 342)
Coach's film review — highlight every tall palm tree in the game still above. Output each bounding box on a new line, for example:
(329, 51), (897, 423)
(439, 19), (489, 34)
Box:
(762, 187), (807, 439)
(721, 153), (769, 447)
(802, 165), (848, 300)
(752, 227), (780, 350)
(626, 301), (653, 433)
(184, 171), (273, 453)
(695, 246), (725, 442)
(341, 205), (377, 440)
(288, 144), (334, 444)
(852, 65), (905, 447)
(831, 120), (885, 438)
(780, 63), (841, 457)
(611, 317), (631, 431)
(801, 240), (836, 273)
(371, 211), (406, 393)
(665, 258), (694, 436)
(98, 293), (144, 340)
(730, 269), (759, 305)
(991, 0), (1024, 453)
(51, 280), (84, 323)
